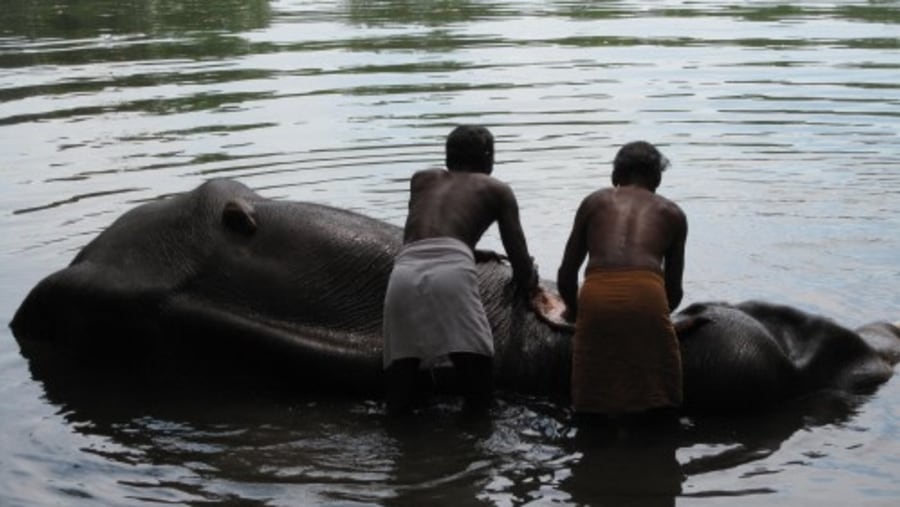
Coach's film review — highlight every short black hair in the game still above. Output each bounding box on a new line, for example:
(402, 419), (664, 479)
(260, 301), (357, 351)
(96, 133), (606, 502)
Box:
(611, 141), (670, 191)
(445, 125), (494, 174)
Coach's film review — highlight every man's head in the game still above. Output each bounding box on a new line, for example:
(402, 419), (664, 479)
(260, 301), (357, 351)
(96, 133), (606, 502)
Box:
(446, 125), (494, 174)
(611, 141), (670, 191)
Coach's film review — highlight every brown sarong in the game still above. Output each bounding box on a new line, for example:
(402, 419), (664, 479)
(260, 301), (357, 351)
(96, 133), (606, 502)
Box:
(571, 268), (683, 415)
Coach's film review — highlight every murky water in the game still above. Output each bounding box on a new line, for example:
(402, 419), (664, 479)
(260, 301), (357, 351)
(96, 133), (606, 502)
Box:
(1, 1), (899, 505)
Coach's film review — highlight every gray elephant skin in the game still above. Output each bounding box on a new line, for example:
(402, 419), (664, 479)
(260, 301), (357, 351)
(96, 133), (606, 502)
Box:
(10, 179), (900, 412)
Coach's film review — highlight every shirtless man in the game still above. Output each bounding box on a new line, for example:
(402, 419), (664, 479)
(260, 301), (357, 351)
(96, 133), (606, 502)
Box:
(556, 141), (687, 418)
(382, 125), (539, 415)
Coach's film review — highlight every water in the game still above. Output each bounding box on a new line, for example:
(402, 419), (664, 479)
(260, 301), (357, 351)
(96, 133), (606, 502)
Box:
(1, 0), (899, 505)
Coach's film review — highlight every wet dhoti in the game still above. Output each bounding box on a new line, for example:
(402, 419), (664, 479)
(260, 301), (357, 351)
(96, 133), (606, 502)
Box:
(572, 268), (682, 415)
(382, 237), (493, 369)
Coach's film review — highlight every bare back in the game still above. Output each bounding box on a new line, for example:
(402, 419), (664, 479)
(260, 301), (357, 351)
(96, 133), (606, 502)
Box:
(404, 169), (500, 248)
(581, 186), (684, 273)
(557, 185), (687, 315)
(403, 169), (536, 289)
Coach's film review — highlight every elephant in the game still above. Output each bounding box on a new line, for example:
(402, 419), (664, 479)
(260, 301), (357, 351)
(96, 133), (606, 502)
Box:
(10, 178), (900, 412)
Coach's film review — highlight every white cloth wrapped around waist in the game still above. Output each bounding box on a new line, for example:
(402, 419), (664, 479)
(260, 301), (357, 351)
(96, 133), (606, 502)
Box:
(382, 237), (494, 369)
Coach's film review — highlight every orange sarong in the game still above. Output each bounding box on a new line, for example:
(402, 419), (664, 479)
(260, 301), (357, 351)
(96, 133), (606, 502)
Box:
(571, 268), (683, 415)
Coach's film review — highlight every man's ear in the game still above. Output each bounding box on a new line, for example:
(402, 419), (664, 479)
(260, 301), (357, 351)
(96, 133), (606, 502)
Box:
(222, 198), (257, 236)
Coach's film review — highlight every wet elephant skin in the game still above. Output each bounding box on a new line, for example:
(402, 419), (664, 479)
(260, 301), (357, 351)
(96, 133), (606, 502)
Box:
(11, 179), (900, 412)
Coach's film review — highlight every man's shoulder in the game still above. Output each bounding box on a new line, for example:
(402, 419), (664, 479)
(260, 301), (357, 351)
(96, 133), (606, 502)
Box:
(580, 188), (614, 206)
(653, 192), (684, 212)
(446, 171), (510, 194)
(652, 193), (687, 226)
(479, 176), (517, 205)
(409, 169), (446, 191)
(411, 168), (444, 180)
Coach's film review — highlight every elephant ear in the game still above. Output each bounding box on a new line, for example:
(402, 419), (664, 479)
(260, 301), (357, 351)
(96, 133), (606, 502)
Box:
(531, 285), (575, 332)
(674, 315), (713, 339)
(222, 198), (257, 236)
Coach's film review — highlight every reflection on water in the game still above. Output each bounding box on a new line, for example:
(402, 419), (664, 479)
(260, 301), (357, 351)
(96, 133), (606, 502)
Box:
(14, 352), (885, 505)
(1, 0), (272, 38)
(1, 0), (899, 505)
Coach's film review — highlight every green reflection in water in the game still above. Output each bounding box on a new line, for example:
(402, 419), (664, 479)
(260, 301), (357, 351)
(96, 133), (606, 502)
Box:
(0, 0), (272, 39)
(551, 0), (900, 25)
(342, 0), (508, 26)
(0, 0), (275, 70)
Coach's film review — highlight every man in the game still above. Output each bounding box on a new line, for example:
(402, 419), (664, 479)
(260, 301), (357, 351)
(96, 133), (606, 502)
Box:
(383, 125), (539, 415)
(557, 141), (687, 418)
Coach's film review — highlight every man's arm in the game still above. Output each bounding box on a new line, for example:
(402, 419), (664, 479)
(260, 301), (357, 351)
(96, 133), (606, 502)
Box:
(494, 183), (537, 293)
(557, 199), (589, 320)
(663, 207), (688, 312)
